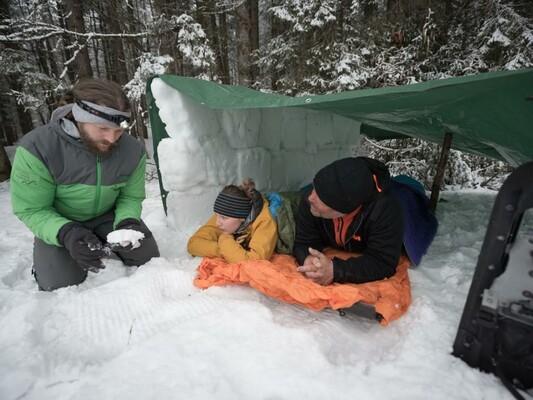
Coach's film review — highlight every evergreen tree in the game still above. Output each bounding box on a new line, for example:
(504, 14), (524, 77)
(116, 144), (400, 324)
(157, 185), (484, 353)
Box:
(1, 0), (531, 185)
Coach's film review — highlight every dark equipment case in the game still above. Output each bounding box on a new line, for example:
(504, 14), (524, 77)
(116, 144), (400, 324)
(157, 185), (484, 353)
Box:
(453, 162), (533, 398)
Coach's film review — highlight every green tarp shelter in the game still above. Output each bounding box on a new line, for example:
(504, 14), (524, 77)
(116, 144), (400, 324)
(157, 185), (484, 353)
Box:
(147, 68), (533, 167)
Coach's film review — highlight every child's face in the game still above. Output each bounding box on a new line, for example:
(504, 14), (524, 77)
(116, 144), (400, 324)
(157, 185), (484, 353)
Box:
(215, 213), (245, 234)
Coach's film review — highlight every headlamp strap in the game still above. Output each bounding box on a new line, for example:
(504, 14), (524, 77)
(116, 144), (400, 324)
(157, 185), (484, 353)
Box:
(75, 100), (131, 128)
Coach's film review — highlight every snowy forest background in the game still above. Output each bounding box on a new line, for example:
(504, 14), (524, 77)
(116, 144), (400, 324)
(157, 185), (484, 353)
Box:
(1, 0), (532, 186)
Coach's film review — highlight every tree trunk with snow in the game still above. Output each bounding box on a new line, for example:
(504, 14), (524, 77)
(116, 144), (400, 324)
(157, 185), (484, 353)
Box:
(64, 0), (94, 79)
(196, 0), (230, 84)
(153, 0), (179, 74)
(101, 0), (129, 85)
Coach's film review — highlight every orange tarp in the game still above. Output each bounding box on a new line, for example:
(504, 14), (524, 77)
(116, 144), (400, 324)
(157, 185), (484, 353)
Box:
(194, 252), (412, 326)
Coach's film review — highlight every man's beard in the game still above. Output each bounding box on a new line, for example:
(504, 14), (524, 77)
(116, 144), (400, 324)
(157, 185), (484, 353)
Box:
(309, 203), (345, 219)
(78, 126), (119, 156)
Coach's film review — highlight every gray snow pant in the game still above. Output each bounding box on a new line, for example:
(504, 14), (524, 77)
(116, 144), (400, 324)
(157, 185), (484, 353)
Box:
(32, 210), (160, 291)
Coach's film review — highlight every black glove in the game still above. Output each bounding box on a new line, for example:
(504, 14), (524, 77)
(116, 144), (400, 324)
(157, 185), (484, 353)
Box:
(58, 222), (106, 273)
(115, 218), (153, 239)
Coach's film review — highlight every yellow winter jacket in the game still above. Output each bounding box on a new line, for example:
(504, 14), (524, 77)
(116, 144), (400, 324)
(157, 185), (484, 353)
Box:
(187, 196), (278, 263)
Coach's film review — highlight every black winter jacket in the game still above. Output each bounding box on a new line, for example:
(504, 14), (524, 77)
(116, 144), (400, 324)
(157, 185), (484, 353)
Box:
(294, 188), (405, 284)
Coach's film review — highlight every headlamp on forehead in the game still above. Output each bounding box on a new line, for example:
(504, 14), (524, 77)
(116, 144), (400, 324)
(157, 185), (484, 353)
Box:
(119, 119), (131, 130)
(75, 100), (132, 129)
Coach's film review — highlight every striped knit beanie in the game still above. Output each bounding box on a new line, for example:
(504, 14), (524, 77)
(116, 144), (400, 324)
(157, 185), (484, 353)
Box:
(213, 192), (252, 219)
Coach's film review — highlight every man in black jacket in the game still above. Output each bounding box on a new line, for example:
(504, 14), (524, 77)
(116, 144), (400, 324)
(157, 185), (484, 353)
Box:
(294, 157), (404, 285)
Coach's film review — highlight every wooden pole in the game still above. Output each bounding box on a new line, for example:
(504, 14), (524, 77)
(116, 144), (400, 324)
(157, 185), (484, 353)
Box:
(430, 132), (454, 212)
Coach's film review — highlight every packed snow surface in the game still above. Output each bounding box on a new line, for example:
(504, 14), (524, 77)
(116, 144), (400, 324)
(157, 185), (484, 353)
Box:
(0, 180), (524, 400)
(2, 78), (530, 399)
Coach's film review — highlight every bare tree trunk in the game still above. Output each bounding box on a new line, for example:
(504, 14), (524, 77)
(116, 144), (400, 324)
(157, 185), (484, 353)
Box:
(45, 37), (64, 81)
(430, 132), (453, 212)
(0, 76), (21, 146)
(0, 0), (8, 19)
(0, 141), (11, 182)
(64, 0), (94, 79)
(218, 13), (230, 83)
(120, 0), (148, 142)
(0, 1), (26, 143)
(235, 0), (258, 86)
(30, 5), (63, 119)
(100, 0), (129, 84)
(212, 12), (231, 83)
(249, 0), (259, 83)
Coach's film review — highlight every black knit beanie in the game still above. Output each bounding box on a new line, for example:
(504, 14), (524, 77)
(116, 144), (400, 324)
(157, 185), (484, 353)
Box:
(213, 192), (252, 219)
(313, 157), (390, 214)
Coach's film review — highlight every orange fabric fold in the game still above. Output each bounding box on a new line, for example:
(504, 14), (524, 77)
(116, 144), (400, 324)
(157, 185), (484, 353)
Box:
(193, 253), (411, 326)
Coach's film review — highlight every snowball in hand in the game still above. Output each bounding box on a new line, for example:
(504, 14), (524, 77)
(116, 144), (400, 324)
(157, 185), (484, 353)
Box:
(107, 229), (145, 250)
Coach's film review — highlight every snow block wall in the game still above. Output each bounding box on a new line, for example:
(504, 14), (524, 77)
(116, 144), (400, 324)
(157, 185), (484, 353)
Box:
(150, 78), (362, 235)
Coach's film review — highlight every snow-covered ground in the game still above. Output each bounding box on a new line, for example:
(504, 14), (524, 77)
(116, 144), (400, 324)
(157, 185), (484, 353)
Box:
(2, 75), (530, 398)
(0, 175), (526, 400)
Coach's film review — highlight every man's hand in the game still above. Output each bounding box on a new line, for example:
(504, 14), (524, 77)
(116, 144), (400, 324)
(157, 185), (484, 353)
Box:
(296, 247), (333, 285)
(58, 222), (106, 273)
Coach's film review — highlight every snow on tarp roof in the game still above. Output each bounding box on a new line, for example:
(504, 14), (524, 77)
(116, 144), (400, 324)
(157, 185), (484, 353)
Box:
(147, 68), (533, 166)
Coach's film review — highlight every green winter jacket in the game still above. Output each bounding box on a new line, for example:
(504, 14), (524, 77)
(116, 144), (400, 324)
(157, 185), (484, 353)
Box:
(10, 120), (146, 246)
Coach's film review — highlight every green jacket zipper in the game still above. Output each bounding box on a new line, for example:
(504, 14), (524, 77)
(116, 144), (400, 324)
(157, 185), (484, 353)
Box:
(93, 155), (102, 217)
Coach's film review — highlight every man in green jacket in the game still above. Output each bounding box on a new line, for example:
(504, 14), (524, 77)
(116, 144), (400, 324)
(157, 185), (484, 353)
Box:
(10, 78), (160, 291)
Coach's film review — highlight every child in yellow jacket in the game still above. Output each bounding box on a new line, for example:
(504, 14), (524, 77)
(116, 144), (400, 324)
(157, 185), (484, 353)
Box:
(187, 179), (278, 263)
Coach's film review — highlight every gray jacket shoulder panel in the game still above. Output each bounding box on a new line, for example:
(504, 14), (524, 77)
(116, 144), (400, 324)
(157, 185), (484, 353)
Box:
(19, 121), (144, 186)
